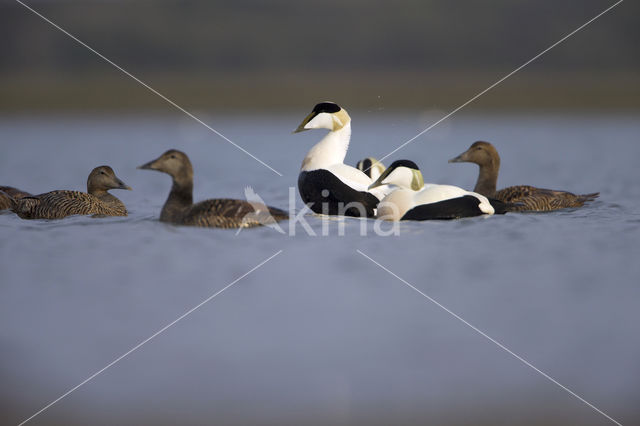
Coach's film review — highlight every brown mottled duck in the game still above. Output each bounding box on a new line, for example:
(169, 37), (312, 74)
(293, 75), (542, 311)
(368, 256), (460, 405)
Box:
(0, 186), (31, 210)
(138, 149), (288, 228)
(449, 141), (599, 212)
(13, 166), (131, 219)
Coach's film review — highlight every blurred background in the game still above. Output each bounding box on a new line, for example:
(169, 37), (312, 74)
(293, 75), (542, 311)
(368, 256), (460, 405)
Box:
(1, 0), (638, 112)
(2, 2), (640, 426)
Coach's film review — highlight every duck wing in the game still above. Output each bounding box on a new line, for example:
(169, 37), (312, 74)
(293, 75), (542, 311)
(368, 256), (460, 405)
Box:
(495, 186), (599, 211)
(13, 191), (125, 219)
(181, 198), (287, 228)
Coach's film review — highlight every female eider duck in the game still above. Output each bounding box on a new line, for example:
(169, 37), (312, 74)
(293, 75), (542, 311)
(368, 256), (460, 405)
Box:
(356, 157), (386, 181)
(13, 166), (131, 219)
(369, 160), (510, 221)
(294, 102), (387, 217)
(0, 186), (31, 210)
(138, 149), (288, 228)
(449, 141), (599, 212)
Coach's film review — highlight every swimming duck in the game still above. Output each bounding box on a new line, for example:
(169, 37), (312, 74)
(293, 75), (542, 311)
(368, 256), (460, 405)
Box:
(449, 141), (599, 212)
(294, 102), (386, 217)
(13, 166), (131, 219)
(138, 149), (288, 228)
(0, 186), (31, 210)
(369, 160), (510, 221)
(356, 157), (386, 181)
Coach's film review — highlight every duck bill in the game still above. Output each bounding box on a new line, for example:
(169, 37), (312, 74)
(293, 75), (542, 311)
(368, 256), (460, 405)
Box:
(293, 111), (316, 133)
(368, 168), (391, 190)
(137, 158), (159, 170)
(114, 177), (132, 190)
(448, 151), (468, 163)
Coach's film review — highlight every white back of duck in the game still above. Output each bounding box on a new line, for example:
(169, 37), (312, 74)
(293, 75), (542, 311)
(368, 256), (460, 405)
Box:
(369, 160), (496, 220)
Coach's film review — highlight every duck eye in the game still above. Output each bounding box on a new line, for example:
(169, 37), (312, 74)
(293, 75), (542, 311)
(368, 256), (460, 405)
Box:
(170, 155), (176, 159)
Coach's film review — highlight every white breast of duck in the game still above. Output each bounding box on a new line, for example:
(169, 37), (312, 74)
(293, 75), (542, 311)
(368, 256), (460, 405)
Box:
(294, 102), (389, 216)
(369, 160), (496, 221)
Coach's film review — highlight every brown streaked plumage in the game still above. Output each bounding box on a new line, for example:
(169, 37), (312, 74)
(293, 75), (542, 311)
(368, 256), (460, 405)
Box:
(138, 149), (288, 229)
(0, 190), (16, 210)
(13, 166), (131, 219)
(449, 141), (599, 212)
(0, 186), (31, 200)
(0, 186), (31, 210)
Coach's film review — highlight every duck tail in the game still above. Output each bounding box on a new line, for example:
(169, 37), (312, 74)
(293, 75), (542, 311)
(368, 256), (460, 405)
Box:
(267, 206), (289, 220)
(488, 198), (522, 214)
(11, 196), (39, 218)
(578, 192), (599, 203)
(1, 190), (16, 210)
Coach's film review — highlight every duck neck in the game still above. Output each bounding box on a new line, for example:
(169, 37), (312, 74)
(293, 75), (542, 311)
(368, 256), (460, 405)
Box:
(88, 186), (107, 197)
(94, 191), (116, 204)
(301, 122), (351, 171)
(474, 160), (500, 196)
(161, 176), (193, 221)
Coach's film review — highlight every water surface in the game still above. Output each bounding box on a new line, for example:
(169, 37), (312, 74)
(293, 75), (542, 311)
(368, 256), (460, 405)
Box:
(1, 112), (639, 425)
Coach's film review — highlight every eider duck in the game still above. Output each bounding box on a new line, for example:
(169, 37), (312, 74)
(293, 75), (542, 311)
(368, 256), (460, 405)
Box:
(356, 157), (386, 181)
(138, 149), (288, 228)
(0, 186), (31, 210)
(369, 160), (510, 221)
(449, 141), (599, 212)
(294, 102), (387, 217)
(13, 166), (131, 219)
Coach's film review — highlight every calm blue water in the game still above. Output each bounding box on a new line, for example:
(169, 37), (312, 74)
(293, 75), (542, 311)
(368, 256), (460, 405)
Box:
(1, 112), (639, 425)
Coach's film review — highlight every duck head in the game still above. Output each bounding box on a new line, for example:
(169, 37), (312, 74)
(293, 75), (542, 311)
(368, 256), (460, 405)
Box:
(294, 102), (351, 133)
(138, 149), (194, 182)
(87, 166), (131, 193)
(356, 157), (386, 180)
(449, 141), (500, 168)
(369, 160), (424, 191)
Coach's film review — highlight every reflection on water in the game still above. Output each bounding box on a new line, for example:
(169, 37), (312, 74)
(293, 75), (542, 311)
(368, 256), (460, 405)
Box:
(1, 112), (639, 425)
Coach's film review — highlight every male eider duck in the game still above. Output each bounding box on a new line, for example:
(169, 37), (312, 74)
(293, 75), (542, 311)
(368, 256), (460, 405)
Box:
(294, 102), (387, 217)
(138, 149), (288, 228)
(356, 157), (386, 181)
(449, 141), (599, 212)
(369, 160), (510, 221)
(0, 186), (31, 210)
(13, 166), (131, 219)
